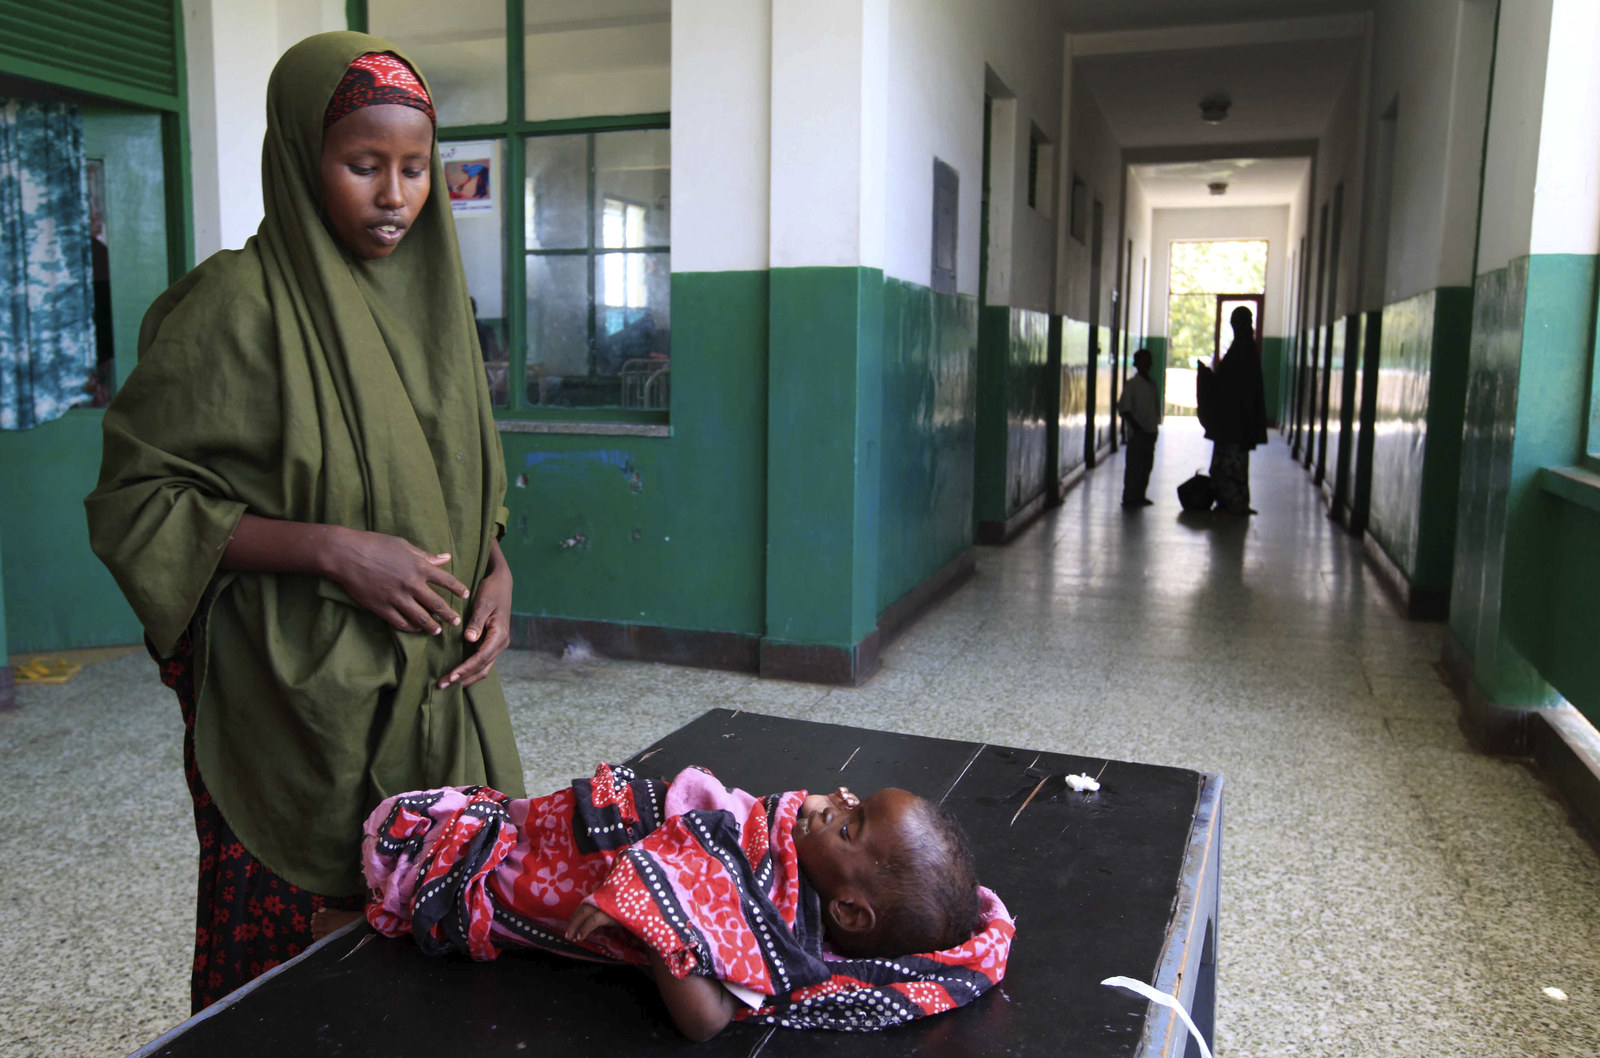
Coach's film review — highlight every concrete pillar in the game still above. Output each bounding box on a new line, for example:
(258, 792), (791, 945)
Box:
(762, 0), (889, 683)
(183, 0), (345, 257)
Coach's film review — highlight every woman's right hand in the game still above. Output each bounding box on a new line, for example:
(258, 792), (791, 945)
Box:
(322, 527), (470, 635)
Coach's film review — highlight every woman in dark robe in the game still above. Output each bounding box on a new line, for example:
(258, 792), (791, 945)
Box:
(1205, 305), (1269, 514)
(85, 33), (525, 1011)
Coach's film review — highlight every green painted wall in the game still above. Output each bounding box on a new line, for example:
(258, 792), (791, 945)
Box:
(1368, 287), (1472, 593)
(0, 413), (143, 652)
(973, 307), (1009, 525)
(1090, 325), (1113, 457)
(974, 305), (1050, 526)
(1329, 316), (1362, 514)
(1261, 336), (1286, 428)
(1540, 492), (1600, 721)
(508, 267), (980, 653)
(1351, 311), (1383, 532)
(766, 266), (882, 647)
(1452, 254), (1600, 724)
(501, 269), (769, 637)
(0, 527), (8, 662)
(1061, 318), (1091, 479)
(0, 108), (169, 654)
(877, 280), (977, 610)
(1145, 335), (1167, 412)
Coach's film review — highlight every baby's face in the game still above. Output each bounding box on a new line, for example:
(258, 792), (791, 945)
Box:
(793, 786), (922, 900)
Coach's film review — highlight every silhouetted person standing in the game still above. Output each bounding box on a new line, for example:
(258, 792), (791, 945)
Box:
(1205, 306), (1268, 514)
(1117, 347), (1162, 507)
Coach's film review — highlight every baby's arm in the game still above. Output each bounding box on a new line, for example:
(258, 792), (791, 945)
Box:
(566, 905), (736, 1041)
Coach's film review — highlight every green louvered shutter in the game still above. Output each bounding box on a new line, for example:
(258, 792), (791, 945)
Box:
(0, 0), (182, 110)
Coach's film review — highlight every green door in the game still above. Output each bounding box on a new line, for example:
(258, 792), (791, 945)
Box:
(0, 106), (169, 653)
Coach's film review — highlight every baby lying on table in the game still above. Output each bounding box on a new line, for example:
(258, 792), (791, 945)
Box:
(313, 763), (1013, 1039)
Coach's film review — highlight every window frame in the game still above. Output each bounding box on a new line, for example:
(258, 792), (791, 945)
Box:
(354, 0), (670, 424)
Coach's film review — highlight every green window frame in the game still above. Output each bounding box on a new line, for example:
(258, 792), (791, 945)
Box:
(350, 0), (670, 425)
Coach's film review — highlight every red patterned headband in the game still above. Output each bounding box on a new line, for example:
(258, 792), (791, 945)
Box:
(323, 52), (435, 130)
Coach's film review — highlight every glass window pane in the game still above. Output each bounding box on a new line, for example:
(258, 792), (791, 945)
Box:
(594, 252), (669, 397)
(594, 129), (669, 248)
(525, 134), (589, 251)
(369, 0), (508, 127)
(525, 254), (590, 406)
(524, 1), (670, 122)
(442, 139), (508, 407)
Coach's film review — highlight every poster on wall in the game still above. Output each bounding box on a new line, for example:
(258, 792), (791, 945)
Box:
(442, 141), (494, 213)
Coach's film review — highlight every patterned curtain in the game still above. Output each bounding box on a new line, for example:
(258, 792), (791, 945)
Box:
(0, 99), (96, 430)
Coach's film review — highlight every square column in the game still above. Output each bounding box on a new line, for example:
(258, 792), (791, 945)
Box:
(762, 0), (889, 683)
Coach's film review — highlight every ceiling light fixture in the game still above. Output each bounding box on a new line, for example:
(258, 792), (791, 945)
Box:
(1208, 182), (1228, 196)
(1199, 94), (1231, 124)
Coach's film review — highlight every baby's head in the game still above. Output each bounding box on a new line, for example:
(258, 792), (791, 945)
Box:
(793, 786), (981, 958)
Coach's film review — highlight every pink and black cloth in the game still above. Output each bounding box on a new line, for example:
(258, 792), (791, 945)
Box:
(363, 763), (1014, 1032)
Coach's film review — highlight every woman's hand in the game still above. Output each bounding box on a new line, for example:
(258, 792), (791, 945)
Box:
(322, 527), (470, 635)
(439, 537), (512, 689)
(222, 514), (468, 635)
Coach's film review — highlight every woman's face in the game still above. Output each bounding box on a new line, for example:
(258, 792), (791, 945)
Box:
(319, 104), (433, 259)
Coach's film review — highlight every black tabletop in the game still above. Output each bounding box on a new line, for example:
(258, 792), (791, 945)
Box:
(137, 708), (1205, 1058)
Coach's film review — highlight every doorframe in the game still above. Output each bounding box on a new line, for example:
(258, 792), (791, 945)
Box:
(1212, 294), (1265, 357)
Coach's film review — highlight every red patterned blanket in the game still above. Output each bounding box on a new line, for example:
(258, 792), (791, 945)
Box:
(363, 763), (1013, 1031)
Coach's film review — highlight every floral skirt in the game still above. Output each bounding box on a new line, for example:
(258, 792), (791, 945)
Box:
(152, 638), (361, 1013)
(1209, 442), (1251, 512)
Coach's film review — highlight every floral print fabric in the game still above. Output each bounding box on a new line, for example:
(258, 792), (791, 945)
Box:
(151, 636), (361, 1013)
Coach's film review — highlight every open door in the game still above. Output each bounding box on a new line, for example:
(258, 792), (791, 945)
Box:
(0, 105), (169, 651)
(1213, 294), (1263, 358)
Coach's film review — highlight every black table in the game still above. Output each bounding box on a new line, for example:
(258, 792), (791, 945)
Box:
(133, 708), (1221, 1057)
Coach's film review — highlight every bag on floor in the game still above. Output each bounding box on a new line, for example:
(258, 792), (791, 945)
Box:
(1177, 472), (1215, 511)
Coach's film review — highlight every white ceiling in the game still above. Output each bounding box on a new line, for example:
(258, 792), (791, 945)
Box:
(1077, 37), (1361, 148)
(1131, 157), (1311, 208)
(1057, 0), (1374, 34)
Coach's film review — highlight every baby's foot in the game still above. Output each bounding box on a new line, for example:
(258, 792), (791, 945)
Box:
(310, 907), (362, 941)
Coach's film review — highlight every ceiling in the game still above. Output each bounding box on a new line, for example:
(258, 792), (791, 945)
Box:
(1131, 157), (1311, 208)
(1057, 0), (1374, 34)
(1077, 37), (1362, 148)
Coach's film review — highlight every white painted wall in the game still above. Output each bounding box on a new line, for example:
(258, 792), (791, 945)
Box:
(1476, 0), (1552, 273)
(767, 0), (880, 271)
(1362, 0), (1495, 301)
(1125, 170), (1151, 352)
(1311, 45), (1367, 319)
(1058, 65), (1122, 324)
(760, 0), (1063, 298)
(670, 0), (770, 272)
(1145, 206), (1293, 341)
(1479, 0), (1600, 269)
(1528, 0), (1600, 258)
(878, 0), (1063, 303)
(185, 0), (345, 259)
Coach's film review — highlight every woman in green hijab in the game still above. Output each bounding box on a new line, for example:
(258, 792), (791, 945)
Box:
(85, 33), (525, 1010)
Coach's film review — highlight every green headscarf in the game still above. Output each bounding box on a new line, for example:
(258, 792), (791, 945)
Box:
(86, 31), (525, 895)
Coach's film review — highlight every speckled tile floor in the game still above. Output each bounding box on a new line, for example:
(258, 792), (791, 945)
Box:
(4, 418), (1598, 1057)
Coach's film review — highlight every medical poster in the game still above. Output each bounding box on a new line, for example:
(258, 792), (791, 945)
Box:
(442, 141), (494, 213)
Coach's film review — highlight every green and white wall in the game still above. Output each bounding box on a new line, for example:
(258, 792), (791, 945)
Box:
(1056, 59), (1125, 478)
(1343, 0), (1492, 612)
(507, 0), (1067, 679)
(1449, 0), (1600, 732)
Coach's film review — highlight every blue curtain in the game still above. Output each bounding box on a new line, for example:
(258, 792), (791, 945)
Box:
(0, 99), (96, 430)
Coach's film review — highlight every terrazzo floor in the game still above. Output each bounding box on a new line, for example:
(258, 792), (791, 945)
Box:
(4, 417), (1599, 1057)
